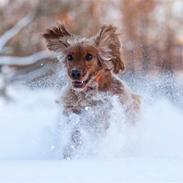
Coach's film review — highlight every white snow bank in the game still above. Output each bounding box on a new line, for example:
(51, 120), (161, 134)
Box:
(137, 99), (183, 159)
(0, 158), (183, 183)
(0, 77), (183, 182)
(0, 86), (58, 159)
(0, 82), (183, 160)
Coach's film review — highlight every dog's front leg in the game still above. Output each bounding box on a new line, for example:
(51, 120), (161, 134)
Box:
(63, 129), (82, 159)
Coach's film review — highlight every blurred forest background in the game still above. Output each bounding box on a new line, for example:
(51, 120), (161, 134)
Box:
(0, 0), (183, 91)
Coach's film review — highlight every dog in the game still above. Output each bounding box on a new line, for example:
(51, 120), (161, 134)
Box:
(43, 23), (140, 158)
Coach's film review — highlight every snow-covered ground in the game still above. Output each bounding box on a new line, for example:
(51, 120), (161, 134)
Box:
(0, 158), (183, 183)
(0, 75), (183, 182)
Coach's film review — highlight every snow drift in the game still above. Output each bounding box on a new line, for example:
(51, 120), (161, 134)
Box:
(0, 74), (183, 160)
(0, 74), (183, 182)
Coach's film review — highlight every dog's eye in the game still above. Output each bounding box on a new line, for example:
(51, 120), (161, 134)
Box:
(85, 53), (93, 61)
(67, 54), (73, 61)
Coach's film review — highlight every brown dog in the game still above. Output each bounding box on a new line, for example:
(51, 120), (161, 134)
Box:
(43, 24), (140, 114)
(43, 24), (140, 158)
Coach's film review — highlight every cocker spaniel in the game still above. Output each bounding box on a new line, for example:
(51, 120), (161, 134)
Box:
(43, 23), (140, 159)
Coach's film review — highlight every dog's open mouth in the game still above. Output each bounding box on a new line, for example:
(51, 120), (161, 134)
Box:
(72, 75), (91, 89)
(72, 81), (84, 88)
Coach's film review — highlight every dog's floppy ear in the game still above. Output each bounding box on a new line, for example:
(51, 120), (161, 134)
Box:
(42, 23), (72, 52)
(94, 25), (125, 73)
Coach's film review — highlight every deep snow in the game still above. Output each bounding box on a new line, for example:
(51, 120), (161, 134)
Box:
(0, 74), (183, 182)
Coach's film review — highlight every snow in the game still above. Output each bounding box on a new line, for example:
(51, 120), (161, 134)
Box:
(0, 87), (59, 160)
(0, 158), (183, 183)
(0, 75), (183, 182)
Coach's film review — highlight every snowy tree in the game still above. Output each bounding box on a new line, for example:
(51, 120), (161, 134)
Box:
(0, 14), (51, 99)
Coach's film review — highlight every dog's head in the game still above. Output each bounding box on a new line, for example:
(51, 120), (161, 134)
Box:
(43, 24), (124, 90)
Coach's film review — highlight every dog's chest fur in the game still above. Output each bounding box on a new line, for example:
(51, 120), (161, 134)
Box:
(62, 87), (113, 131)
(63, 87), (110, 114)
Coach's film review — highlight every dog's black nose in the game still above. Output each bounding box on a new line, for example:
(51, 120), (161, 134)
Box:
(71, 69), (81, 79)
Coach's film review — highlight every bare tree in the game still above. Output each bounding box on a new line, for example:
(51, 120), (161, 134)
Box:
(0, 14), (51, 99)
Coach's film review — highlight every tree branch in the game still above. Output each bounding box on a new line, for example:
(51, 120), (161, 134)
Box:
(0, 14), (33, 52)
(0, 51), (51, 66)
